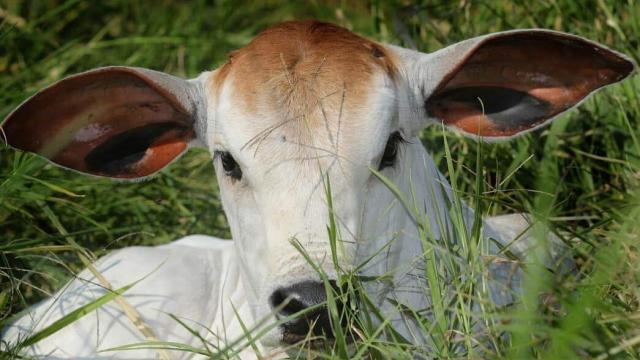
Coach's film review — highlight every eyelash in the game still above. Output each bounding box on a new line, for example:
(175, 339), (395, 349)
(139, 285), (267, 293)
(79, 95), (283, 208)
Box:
(214, 151), (242, 181)
(378, 131), (406, 171)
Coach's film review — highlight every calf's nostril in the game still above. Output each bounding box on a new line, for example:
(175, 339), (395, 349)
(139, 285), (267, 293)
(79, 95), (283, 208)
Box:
(269, 280), (338, 342)
(270, 280), (329, 314)
(270, 288), (308, 315)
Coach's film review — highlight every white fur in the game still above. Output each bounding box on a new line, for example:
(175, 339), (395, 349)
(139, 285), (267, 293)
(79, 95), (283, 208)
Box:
(2, 237), (257, 359)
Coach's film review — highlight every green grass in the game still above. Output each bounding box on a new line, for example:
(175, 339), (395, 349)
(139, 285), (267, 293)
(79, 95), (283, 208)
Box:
(1, 0), (639, 358)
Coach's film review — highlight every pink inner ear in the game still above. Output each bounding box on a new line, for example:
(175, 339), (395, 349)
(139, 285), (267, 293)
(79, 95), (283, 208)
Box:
(426, 32), (634, 137)
(1, 68), (194, 178)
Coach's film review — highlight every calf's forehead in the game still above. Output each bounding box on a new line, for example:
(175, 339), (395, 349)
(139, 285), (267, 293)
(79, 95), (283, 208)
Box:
(208, 21), (399, 159)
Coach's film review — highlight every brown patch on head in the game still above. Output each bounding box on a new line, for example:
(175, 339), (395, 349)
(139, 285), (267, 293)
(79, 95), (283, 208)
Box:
(210, 21), (397, 141)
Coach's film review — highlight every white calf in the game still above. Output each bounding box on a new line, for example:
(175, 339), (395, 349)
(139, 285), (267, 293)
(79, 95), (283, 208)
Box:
(1, 20), (635, 358)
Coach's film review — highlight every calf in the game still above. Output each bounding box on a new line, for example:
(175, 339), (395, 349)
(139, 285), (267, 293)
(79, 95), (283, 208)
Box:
(1, 20), (635, 358)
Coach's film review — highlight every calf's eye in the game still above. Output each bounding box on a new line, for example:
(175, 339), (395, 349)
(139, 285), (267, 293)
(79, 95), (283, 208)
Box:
(215, 151), (242, 181)
(378, 131), (405, 171)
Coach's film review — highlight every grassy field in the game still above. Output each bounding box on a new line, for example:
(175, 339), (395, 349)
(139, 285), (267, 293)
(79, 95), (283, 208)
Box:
(1, 0), (639, 358)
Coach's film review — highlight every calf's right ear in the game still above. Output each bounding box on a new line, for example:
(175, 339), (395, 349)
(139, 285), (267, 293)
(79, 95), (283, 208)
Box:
(1, 66), (206, 179)
(392, 30), (636, 139)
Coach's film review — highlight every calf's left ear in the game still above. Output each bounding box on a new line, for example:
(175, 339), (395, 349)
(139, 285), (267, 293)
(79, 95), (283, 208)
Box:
(399, 30), (636, 138)
(1, 66), (206, 179)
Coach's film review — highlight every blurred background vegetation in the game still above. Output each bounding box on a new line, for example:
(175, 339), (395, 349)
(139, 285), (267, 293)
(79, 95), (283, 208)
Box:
(1, 0), (639, 358)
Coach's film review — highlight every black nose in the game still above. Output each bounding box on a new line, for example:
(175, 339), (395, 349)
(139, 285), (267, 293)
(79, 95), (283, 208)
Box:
(270, 280), (336, 343)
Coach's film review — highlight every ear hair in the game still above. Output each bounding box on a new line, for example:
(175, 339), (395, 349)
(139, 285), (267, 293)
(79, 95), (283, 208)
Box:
(394, 30), (636, 139)
(1, 66), (209, 179)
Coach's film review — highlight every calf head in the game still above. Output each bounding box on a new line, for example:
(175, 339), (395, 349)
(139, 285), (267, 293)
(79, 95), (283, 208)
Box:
(2, 21), (634, 346)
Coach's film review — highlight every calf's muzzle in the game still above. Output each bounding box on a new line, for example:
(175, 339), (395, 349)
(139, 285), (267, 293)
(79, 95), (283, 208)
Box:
(270, 280), (349, 344)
